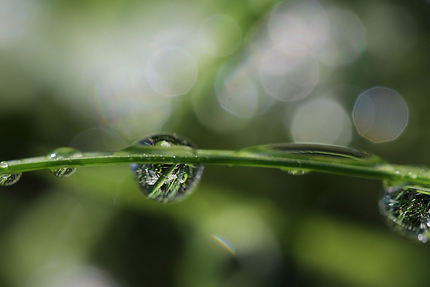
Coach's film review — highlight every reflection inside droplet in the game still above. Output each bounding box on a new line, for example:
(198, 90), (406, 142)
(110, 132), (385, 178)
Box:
(48, 147), (81, 178)
(380, 181), (430, 243)
(0, 172), (22, 186)
(130, 134), (204, 203)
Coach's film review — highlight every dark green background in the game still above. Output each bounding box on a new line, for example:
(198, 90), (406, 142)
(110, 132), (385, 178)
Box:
(1, 0), (430, 286)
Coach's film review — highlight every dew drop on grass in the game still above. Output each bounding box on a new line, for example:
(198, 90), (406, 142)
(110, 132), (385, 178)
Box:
(0, 161), (21, 186)
(130, 134), (204, 203)
(287, 169), (308, 175)
(281, 168), (309, 175)
(380, 181), (430, 243)
(0, 173), (22, 186)
(48, 147), (81, 177)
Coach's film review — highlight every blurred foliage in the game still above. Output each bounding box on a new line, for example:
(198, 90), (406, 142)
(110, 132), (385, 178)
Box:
(2, 0), (430, 286)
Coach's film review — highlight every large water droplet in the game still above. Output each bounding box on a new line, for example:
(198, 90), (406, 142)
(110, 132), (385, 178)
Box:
(0, 161), (8, 168)
(380, 181), (430, 243)
(0, 173), (22, 186)
(242, 143), (383, 166)
(130, 134), (204, 203)
(48, 147), (81, 177)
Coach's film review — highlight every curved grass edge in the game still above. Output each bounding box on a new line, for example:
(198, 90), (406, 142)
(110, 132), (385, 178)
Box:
(0, 144), (429, 186)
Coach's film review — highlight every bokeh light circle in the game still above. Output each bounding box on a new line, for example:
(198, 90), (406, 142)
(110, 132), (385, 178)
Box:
(0, 0), (38, 46)
(197, 14), (242, 57)
(289, 98), (352, 145)
(258, 44), (319, 102)
(317, 7), (367, 66)
(215, 66), (259, 119)
(267, 0), (330, 54)
(214, 57), (272, 119)
(95, 63), (172, 140)
(352, 86), (408, 143)
(146, 46), (198, 97)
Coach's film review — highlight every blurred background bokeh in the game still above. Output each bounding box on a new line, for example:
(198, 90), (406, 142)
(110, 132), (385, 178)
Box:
(1, 0), (430, 286)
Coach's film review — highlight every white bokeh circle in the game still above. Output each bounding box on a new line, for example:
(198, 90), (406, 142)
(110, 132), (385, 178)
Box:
(352, 86), (408, 143)
(146, 46), (198, 97)
(289, 98), (352, 145)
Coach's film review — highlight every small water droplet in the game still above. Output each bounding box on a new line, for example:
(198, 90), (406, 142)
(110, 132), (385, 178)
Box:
(418, 234), (427, 243)
(48, 147), (81, 177)
(281, 168), (309, 176)
(0, 161), (8, 168)
(160, 140), (171, 147)
(380, 181), (430, 242)
(407, 171), (417, 179)
(0, 173), (22, 186)
(130, 134), (204, 203)
(288, 169), (308, 175)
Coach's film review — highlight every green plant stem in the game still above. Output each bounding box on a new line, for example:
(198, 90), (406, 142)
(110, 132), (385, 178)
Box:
(1, 145), (429, 186)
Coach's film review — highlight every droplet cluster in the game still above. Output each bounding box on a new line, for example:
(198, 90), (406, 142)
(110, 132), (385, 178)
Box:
(48, 147), (81, 177)
(0, 161), (21, 186)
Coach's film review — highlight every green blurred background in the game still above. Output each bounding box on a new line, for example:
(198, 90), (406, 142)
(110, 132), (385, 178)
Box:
(1, 0), (430, 286)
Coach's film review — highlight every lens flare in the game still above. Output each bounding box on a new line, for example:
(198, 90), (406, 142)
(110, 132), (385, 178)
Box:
(211, 234), (236, 255)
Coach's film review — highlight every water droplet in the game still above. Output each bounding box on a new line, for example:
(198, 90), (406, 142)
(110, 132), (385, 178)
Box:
(407, 171), (417, 179)
(281, 168), (309, 176)
(130, 134), (204, 203)
(0, 173), (22, 186)
(0, 161), (8, 168)
(380, 181), (430, 242)
(242, 143), (383, 166)
(48, 147), (81, 178)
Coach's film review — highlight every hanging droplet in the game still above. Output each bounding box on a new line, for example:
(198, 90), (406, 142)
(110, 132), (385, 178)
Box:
(0, 161), (8, 168)
(286, 169), (308, 176)
(130, 134), (204, 203)
(379, 181), (430, 243)
(0, 173), (22, 186)
(48, 147), (81, 177)
(281, 168), (309, 176)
